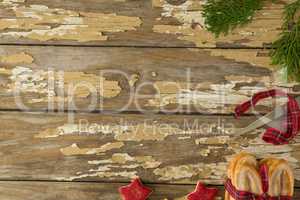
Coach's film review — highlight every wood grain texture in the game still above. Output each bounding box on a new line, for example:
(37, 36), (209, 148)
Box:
(0, 0), (292, 47)
(1, 111), (300, 186)
(0, 181), (206, 200)
(0, 45), (298, 113)
(0, 181), (299, 200)
(1, 0), (298, 197)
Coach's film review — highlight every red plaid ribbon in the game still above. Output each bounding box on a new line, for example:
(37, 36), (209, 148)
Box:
(235, 89), (300, 145)
(225, 164), (292, 200)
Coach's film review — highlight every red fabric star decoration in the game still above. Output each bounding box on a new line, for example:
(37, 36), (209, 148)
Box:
(119, 178), (152, 200)
(187, 182), (218, 200)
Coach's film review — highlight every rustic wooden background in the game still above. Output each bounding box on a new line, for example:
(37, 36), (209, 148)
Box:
(0, 0), (300, 199)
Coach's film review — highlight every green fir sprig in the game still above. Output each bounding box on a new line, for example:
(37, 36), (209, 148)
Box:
(202, 0), (264, 37)
(203, 0), (300, 82)
(271, 0), (300, 81)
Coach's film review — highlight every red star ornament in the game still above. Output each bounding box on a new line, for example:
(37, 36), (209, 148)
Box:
(187, 182), (218, 200)
(119, 178), (152, 200)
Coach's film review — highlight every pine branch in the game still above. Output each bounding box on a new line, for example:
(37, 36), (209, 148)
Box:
(202, 0), (264, 37)
(202, 0), (300, 81)
(271, 0), (300, 81)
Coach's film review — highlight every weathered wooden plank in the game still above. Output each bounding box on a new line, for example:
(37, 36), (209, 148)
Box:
(0, 0), (292, 47)
(1, 111), (300, 186)
(0, 181), (209, 200)
(0, 181), (299, 200)
(0, 45), (298, 113)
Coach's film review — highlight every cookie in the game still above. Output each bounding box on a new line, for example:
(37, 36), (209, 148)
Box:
(260, 158), (294, 197)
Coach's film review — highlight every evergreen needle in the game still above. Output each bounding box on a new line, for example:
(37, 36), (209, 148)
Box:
(202, 0), (264, 37)
(203, 0), (300, 82)
(271, 0), (300, 81)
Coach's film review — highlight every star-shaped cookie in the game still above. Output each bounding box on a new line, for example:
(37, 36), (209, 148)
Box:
(119, 178), (152, 200)
(187, 182), (218, 200)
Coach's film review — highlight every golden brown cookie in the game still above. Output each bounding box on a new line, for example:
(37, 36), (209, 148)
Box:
(225, 152), (262, 200)
(260, 158), (294, 197)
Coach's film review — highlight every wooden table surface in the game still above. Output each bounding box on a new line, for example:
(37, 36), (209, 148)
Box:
(0, 0), (300, 199)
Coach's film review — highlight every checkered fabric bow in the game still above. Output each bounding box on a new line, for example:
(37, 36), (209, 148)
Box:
(225, 164), (292, 200)
(235, 89), (300, 145)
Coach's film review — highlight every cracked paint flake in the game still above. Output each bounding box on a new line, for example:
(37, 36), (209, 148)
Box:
(157, 0), (205, 26)
(227, 133), (300, 168)
(63, 71), (122, 98)
(2, 66), (121, 101)
(0, 1), (142, 42)
(192, 128), (300, 182)
(56, 170), (138, 181)
(129, 74), (139, 87)
(8, 66), (51, 94)
(189, 49), (298, 93)
(225, 75), (271, 85)
(1, 0), (24, 8)
(36, 121), (187, 142)
(146, 81), (279, 113)
(57, 153), (144, 181)
(199, 148), (211, 157)
(0, 52), (34, 64)
(153, 162), (227, 182)
(195, 136), (230, 145)
(35, 124), (81, 138)
(88, 153), (161, 169)
(36, 123), (130, 139)
(30, 121), (300, 182)
(208, 49), (272, 69)
(113, 123), (180, 142)
(152, 0), (288, 47)
(60, 142), (124, 156)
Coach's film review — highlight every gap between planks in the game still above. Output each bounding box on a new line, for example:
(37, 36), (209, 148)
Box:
(0, 43), (271, 50)
(0, 108), (258, 117)
(0, 179), (298, 188)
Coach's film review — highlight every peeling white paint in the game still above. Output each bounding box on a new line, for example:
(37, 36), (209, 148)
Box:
(152, 0), (286, 47)
(153, 162), (227, 181)
(146, 81), (277, 113)
(0, 1), (142, 42)
(60, 142), (124, 156)
(4, 66), (121, 104)
(88, 153), (161, 169)
(159, 0), (205, 27)
(56, 170), (138, 181)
